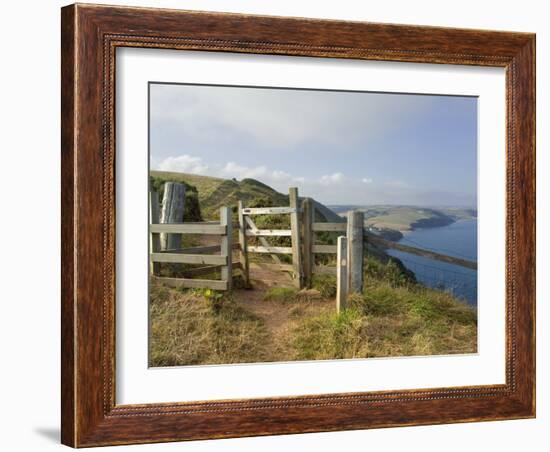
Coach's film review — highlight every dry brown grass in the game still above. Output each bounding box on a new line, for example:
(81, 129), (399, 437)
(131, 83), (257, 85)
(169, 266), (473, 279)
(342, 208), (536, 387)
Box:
(288, 280), (477, 361)
(149, 263), (477, 366)
(149, 281), (270, 366)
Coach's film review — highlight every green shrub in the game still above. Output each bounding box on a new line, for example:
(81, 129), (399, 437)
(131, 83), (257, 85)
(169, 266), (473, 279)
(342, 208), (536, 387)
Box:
(311, 274), (337, 298)
(364, 255), (414, 287)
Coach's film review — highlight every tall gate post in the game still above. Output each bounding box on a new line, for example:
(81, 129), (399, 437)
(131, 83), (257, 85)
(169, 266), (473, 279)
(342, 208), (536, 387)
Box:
(302, 197), (314, 288)
(237, 200), (251, 288)
(289, 187), (304, 288)
(149, 190), (161, 276)
(336, 236), (348, 313)
(220, 206), (233, 292)
(347, 210), (364, 293)
(160, 182), (185, 251)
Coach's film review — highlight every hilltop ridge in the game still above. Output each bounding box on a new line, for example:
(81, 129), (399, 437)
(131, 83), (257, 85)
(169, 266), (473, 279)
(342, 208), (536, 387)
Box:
(150, 170), (342, 222)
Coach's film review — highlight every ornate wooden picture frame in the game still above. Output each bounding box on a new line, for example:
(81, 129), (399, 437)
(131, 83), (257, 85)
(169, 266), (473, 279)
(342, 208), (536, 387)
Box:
(61, 3), (535, 447)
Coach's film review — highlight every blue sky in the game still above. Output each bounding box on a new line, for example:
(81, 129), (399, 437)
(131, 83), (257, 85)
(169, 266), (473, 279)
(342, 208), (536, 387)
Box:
(150, 83), (477, 207)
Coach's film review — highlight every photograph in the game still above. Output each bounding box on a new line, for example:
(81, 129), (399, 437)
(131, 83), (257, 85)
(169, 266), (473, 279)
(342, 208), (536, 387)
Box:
(148, 83), (479, 367)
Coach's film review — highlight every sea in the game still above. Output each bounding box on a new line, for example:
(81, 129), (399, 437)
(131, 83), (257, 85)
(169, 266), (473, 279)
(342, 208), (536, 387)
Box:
(386, 219), (478, 305)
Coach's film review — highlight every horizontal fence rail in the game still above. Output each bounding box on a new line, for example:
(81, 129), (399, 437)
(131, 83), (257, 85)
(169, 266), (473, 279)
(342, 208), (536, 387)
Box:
(247, 245), (293, 254)
(150, 223), (227, 235)
(241, 207), (297, 215)
(245, 229), (292, 237)
(150, 253), (228, 266)
(312, 222), (346, 232)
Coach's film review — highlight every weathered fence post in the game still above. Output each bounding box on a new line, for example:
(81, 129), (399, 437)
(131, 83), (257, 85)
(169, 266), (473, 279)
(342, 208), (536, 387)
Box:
(160, 182), (185, 251)
(289, 187), (303, 288)
(237, 200), (251, 288)
(302, 197), (314, 288)
(220, 206), (233, 292)
(336, 236), (348, 313)
(347, 210), (364, 293)
(149, 190), (161, 276)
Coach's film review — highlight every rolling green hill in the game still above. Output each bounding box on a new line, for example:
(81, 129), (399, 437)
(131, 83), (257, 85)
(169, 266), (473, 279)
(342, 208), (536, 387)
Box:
(151, 170), (287, 220)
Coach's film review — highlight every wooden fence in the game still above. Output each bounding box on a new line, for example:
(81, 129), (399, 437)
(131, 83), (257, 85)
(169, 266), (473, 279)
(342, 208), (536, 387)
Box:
(149, 190), (240, 291)
(150, 184), (477, 303)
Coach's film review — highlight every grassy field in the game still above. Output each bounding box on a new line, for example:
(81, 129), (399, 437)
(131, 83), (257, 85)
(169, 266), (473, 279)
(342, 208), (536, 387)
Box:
(149, 256), (477, 366)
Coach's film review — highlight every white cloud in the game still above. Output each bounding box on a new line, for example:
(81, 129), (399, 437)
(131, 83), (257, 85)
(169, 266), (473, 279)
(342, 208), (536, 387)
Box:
(155, 155), (209, 174)
(320, 172), (345, 185)
(154, 156), (304, 192)
(151, 155), (474, 206)
(221, 162), (267, 179)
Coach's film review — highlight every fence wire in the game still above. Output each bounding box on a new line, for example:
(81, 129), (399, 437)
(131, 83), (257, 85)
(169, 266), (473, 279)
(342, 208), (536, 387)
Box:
(389, 252), (477, 305)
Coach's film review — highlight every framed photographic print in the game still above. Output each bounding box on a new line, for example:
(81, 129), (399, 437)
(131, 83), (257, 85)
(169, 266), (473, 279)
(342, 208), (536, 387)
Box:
(61, 3), (536, 447)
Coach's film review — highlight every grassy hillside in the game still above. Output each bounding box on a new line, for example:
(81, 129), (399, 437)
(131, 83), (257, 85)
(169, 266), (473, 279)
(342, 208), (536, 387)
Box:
(150, 170), (344, 222)
(151, 170), (288, 219)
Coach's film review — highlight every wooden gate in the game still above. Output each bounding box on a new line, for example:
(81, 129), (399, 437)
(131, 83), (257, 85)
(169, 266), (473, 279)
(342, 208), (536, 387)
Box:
(238, 187), (303, 288)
